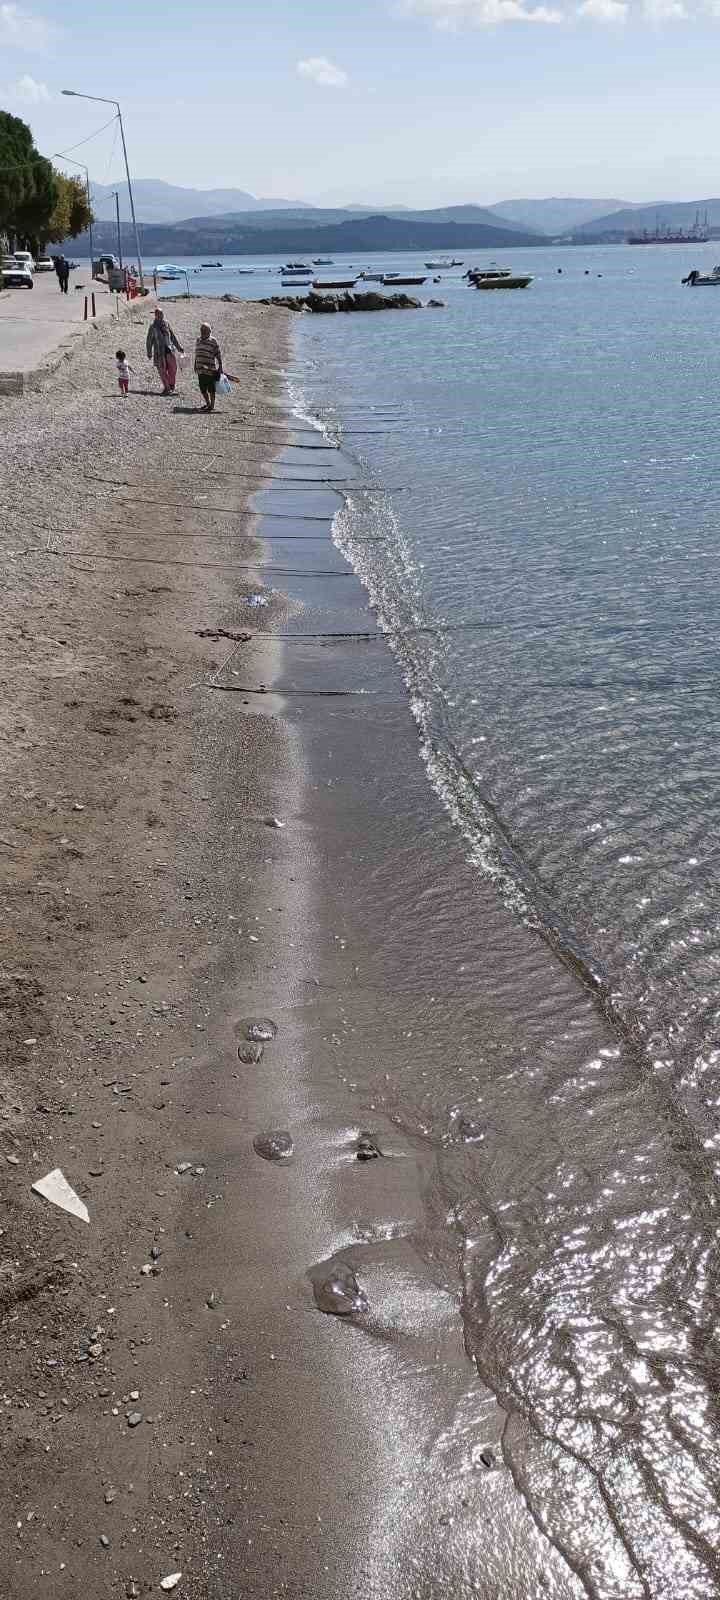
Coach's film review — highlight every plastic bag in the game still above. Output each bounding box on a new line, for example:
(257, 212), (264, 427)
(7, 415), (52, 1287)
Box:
(216, 372), (232, 395)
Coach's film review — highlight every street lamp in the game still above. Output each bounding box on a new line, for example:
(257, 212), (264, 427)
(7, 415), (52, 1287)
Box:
(61, 90), (144, 288)
(53, 152), (95, 278)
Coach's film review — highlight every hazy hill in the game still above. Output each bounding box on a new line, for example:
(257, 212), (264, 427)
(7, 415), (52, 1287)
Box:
(490, 197), (631, 235)
(573, 199), (720, 239)
(78, 210), (542, 258)
(89, 178), (309, 224)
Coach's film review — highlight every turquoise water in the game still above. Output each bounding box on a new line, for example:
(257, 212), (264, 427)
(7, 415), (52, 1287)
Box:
(287, 243), (720, 1598)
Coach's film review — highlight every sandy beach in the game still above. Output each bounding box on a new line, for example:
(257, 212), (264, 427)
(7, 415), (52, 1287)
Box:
(0, 293), (586, 1598)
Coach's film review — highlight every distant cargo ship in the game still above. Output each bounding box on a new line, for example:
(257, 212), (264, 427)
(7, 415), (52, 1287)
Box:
(628, 211), (710, 245)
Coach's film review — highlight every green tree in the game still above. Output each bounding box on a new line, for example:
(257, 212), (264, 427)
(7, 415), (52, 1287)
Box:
(0, 108), (57, 251)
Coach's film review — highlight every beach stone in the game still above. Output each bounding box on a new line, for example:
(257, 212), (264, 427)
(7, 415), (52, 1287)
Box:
(313, 1265), (368, 1318)
(243, 1018), (278, 1042)
(253, 1130), (294, 1162)
(126, 1410), (143, 1428)
(458, 1117), (485, 1144)
(356, 1131), (381, 1161)
(238, 1041), (264, 1065)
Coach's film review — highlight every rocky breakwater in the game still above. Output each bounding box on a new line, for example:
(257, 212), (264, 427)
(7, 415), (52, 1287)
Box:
(257, 289), (423, 314)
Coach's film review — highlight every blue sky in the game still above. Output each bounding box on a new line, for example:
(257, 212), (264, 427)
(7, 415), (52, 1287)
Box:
(1, 0), (719, 205)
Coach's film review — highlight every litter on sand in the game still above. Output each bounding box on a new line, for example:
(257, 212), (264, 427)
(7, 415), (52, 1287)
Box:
(246, 593), (268, 608)
(31, 1168), (89, 1224)
(160, 1574), (183, 1591)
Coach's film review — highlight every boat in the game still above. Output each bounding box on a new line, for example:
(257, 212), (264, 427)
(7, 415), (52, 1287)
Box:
(683, 265), (720, 286)
(359, 271), (384, 282)
(465, 263), (511, 281)
(201, 261), (222, 268)
(312, 257), (334, 265)
(281, 278), (312, 287)
(425, 257), (463, 268)
(382, 274), (427, 286)
(469, 270), (532, 290)
(282, 261), (312, 273)
(312, 278), (357, 290)
(153, 263), (185, 279)
(629, 211), (710, 245)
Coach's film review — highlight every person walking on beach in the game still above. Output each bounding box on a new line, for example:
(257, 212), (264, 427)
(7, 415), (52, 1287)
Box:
(194, 321), (223, 413)
(146, 307), (184, 395)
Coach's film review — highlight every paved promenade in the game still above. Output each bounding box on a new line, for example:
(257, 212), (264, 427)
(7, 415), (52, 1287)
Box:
(0, 266), (122, 392)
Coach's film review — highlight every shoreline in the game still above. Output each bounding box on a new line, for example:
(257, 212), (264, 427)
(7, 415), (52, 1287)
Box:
(0, 294), (584, 1596)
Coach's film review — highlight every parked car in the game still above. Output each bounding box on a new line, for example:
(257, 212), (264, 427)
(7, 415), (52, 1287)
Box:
(35, 255), (54, 272)
(13, 250), (35, 273)
(2, 262), (34, 289)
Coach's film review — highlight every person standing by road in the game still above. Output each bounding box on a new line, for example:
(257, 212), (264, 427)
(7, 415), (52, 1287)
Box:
(194, 321), (223, 413)
(146, 307), (184, 395)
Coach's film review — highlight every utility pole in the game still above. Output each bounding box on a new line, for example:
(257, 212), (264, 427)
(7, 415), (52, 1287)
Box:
(61, 90), (144, 288)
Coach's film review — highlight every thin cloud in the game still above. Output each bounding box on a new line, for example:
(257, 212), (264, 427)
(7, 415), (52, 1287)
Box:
(401, 0), (700, 17)
(2, 72), (51, 103)
(0, 3), (51, 48)
(297, 56), (349, 87)
(399, 0), (563, 22)
(578, 0), (628, 18)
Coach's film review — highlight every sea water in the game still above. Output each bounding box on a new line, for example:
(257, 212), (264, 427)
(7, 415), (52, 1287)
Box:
(287, 243), (720, 1598)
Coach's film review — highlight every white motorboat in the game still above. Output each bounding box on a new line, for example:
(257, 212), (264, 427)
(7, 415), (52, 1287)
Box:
(683, 265), (720, 286)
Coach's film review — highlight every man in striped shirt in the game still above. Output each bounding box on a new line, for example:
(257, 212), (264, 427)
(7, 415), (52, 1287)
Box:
(194, 321), (223, 412)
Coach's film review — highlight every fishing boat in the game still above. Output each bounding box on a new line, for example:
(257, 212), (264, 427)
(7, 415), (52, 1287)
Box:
(425, 257), (463, 268)
(313, 257), (334, 265)
(201, 261), (223, 268)
(281, 277), (312, 287)
(154, 263), (185, 279)
(466, 263), (532, 289)
(470, 273), (532, 290)
(358, 271), (384, 282)
(282, 261), (312, 274)
(383, 273), (427, 287)
(312, 278), (357, 290)
(683, 265), (720, 285)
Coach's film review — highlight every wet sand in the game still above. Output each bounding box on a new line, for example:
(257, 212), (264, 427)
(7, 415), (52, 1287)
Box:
(0, 296), (583, 1597)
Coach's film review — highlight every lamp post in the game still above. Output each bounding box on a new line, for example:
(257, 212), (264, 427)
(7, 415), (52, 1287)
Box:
(61, 90), (144, 288)
(53, 152), (95, 277)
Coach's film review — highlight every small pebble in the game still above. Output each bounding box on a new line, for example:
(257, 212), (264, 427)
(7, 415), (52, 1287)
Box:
(100, 1534), (110, 1548)
(104, 1489), (117, 1504)
(126, 1411), (143, 1428)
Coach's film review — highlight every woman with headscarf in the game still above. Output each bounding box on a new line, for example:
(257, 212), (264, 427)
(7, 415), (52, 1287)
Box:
(146, 307), (184, 395)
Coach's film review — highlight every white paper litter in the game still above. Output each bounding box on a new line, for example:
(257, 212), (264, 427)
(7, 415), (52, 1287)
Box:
(160, 1575), (183, 1592)
(31, 1168), (90, 1224)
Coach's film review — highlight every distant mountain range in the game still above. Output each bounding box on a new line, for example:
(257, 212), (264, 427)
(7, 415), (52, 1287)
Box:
(572, 199), (720, 239)
(72, 181), (720, 256)
(489, 197), (630, 235)
(72, 203), (543, 258)
(88, 179), (310, 223)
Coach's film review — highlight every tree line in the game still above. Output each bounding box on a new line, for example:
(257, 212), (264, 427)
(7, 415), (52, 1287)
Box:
(0, 108), (93, 266)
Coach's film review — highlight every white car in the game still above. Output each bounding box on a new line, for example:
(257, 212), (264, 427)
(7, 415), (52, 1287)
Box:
(35, 256), (54, 272)
(2, 262), (34, 289)
(13, 250), (35, 273)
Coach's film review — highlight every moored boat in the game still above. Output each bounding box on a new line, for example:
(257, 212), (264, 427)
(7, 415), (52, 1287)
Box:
(281, 277), (312, 287)
(467, 263), (532, 289)
(312, 278), (357, 290)
(683, 265), (720, 286)
(383, 274), (427, 286)
(471, 274), (533, 290)
(425, 257), (463, 268)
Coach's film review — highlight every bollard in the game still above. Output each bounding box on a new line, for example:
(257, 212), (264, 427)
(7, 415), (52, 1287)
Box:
(91, 292), (96, 318)
(83, 296), (88, 321)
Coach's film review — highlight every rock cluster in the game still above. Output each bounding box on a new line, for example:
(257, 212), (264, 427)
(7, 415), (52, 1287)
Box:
(260, 290), (423, 314)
